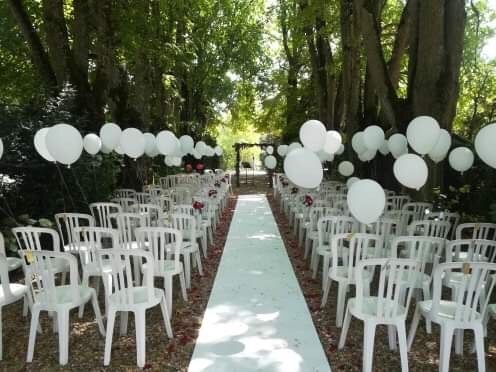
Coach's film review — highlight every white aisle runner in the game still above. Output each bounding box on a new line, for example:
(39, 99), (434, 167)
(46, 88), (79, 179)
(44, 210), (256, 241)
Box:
(189, 194), (331, 372)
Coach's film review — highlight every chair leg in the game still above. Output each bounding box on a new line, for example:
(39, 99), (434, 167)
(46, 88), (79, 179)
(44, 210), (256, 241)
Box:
(336, 283), (347, 328)
(396, 322), (409, 372)
(104, 309), (116, 366)
(135, 310), (146, 368)
(27, 307), (41, 362)
(407, 305), (421, 350)
(184, 254), (191, 289)
(304, 237), (310, 259)
(164, 276), (173, 316)
(474, 324), (486, 372)
(201, 233), (208, 258)
(455, 329), (464, 355)
(363, 322), (377, 372)
(388, 325), (397, 351)
(179, 271), (188, 301)
(321, 277), (331, 308)
(439, 325), (454, 372)
(195, 251), (203, 276)
(120, 312), (129, 336)
(23, 296), (28, 317)
(0, 307), (2, 360)
(57, 310), (70, 365)
(79, 273), (89, 318)
(322, 255), (330, 291)
(159, 296), (173, 338)
(338, 304), (352, 349)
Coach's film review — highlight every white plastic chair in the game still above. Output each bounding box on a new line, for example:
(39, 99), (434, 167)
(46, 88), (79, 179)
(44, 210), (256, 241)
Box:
(402, 202), (433, 221)
(25, 250), (104, 365)
(174, 204), (208, 257)
(0, 253), (30, 360)
(407, 219), (451, 239)
(114, 188), (136, 199)
(339, 258), (420, 372)
(54, 213), (95, 253)
(136, 227), (187, 315)
(135, 192), (151, 205)
(0, 232), (22, 272)
(110, 197), (137, 212)
(130, 203), (162, 227)
(102, 249), (173, 368)
(89, 202), (123, 228)
(408, 262), (496, 372)
(425, 211), (460, 240)
(322, 233), (382, 327)
(455, 222), (496, 241)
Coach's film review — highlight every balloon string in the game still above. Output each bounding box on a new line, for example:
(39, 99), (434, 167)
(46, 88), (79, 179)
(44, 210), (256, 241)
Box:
(92, 162), (98, 197)
(55, 164), (76, 211)
(71, 167), (90, 207)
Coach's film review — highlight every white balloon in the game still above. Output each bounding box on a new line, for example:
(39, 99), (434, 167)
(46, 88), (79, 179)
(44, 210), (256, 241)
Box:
(266, 145), (274, 155)
(114, 145), (124, 155)
(428, 129), (451, 163)
(352, 131), (367, 154)
(379, 139), (390, 155)
(119, 128), (145, 159)
(195, 141), (207, 155)
(100, 144), (112, 154)
(143, 133), (158, 157)
(264, 155), (277, 169)
(299, 120), (326, 152)
(336, 144), (345, 155)
(317, 150), (334, 163)
(205, 146), (215, 157)
(214, 146), (223, 156)
(338, 161), (354, 177)
(393, 153), (428, 190)
(172, 156), (182, 167)
(99, 123), (121, 150)
(156, 131), (179, 156)
(363, 125), (385, 150)
(179, 135), (194, 153)
(323, 130), (342, 155)
(283, 148), (323, 189)
(0, 138), (3, 159)
(346, 176), (360, 188)
(359, 149), (376, 162)
(287, 142), (302, 154)
(475, 123), (496, 169)
(277, 145), (289, 157)
(193, 149), (202, 159)
(46, 124), (83, 165)
(388, 133), (408, 157)
(164, 155), (173, 166)
(34, 128), (55, 162)
(448, 147), (474, 174)
(407, 116), (441, 155)
(83, 134), (102, 155)
(347, 179), (386, 224)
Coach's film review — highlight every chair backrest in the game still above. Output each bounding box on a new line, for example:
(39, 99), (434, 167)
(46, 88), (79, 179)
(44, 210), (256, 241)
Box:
(109, 213), (145, 249)
(402, 202), (433, 220)
(135, 192), (151, 205)
(431, 262), (496, 323)
(135, 227), (182, 271)
(110, 197), (137, 212)
(23, 250), (79, 306)
(0, 232), (5, 256)
(73, 226), (120, 266)
(100, 249), (155, 305)
(407, 220), (451, 239)
(157, 196), (174, 216)
(317, 216), (358, 245)
(362, 217), (399, 256)
(446, 239), (496, 264)
(171, 213), (196, 242)
(387, 195), (410, 210)
(89, 202), (123, 228)
(355, 258), (420, 321)
(425, 211), (460, 240)
(308, 207), (340, 231)
(130, 203), (162, 226)
(54, 213), (95, 250)
(172, 186), (192, 205)
(0, 253), (15, 301)
(455, 223), (496, 241)
(114, 188), (136, 199)
(331, 233), (384, 280)
(12, 227), (60, 252)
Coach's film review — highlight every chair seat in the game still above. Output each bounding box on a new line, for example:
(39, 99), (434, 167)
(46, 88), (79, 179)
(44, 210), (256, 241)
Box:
(84, 259), (118, 276)
(142, 260), (182, 276)
(0, 283), (28, 305)
(418, 299), (482, 321)
(36, 285), (93, 307)
(330, 266), (374, 283)
(181, 242), (197, 254)
(6, 257), (22, 272)
(348, 297), (407, 320)
(109, 287), (163, 309)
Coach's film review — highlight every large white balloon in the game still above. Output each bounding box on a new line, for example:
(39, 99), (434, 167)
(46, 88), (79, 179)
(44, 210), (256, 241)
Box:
(283, 148), (323, 189)
(120, 128), (145, 159)
(299, 120), (326, 152)
(346, 176), (360, 188)
(323, 130), (342, 155)
(407, 116), (441, 155)
(359, 149), (376, 162)
(114, 145), (125, 155)
(156, 131), (179, 155)
(363, 125), (385, 151)
(214, 146), (223, 156)
(287, 142), (302, 154)
(264, 155), (277, 169)
(428, 129), (451, 163)
(100, 144), (112, 154)
(338, 161), (354, 177)
(99, 123), (121, 150)
(388, 133), (408, 157)
(266, 145), (274, 155)
(277, 144), (289, 157)
(0, 138), (3, 159)
(475, 123), (496, 169)
(317, 150), (334, 163)
(336, 144), (345, 155)
(351, 131), (367, 154)
(171, 156), (182, 167)
(144, 133), (159, 157)
(393, 153), (428, 190)
(195, 141), (207, 155)
(179, 135), (194, 153)
(46, 124), (83, 165)
(448, 147), (474, 174)
(347, 179), (386, 224)
(379, 139), (390, 155)
(164, 155), (174, 166)
(83, 134), (102, 155)
(34, 128), (55, 162)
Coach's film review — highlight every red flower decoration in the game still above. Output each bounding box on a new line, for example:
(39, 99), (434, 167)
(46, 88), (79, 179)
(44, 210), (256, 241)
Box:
(303, 195), (313, 207)
(196, 163), (205, 171)
(193, 201), (204, 210)
(185, 163), (193, 173)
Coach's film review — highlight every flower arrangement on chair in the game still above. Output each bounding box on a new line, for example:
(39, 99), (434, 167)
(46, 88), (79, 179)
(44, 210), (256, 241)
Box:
(193, 201), (204, 211)
(303, 195), (313, 207)
(208, 189), (218, 198)
(184, 163), (193, 173)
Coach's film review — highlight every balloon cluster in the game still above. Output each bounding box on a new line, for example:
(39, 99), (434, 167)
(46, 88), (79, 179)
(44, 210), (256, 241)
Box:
(33, 122), (224, 167)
